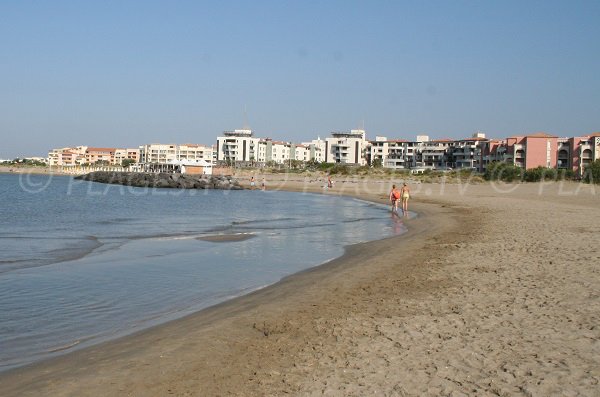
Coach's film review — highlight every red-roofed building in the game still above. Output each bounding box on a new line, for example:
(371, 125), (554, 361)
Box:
(566, 133), (600, 176)
(482, 132), (559, 170)
(85, 147), (117, 165)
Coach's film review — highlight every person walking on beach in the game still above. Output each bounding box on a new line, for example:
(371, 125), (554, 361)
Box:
(250, 176), (256, 190)
(400, 182), (411, 214)
(327, 175), (333, 189)
(261, 177), (266, 191)
(390, 184), (400, 213)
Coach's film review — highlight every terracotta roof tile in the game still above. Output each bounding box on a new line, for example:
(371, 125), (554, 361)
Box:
(525, 132), (558, 138)
(86, 147), (116, 152)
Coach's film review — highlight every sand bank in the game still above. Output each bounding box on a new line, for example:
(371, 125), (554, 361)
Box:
(0, 179), (598, 396)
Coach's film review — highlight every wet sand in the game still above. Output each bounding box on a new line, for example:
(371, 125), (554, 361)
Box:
(1, 178), (598, 396)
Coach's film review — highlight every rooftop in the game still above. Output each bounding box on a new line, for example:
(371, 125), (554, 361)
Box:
(223, 129), (253, 137)
(86, 147), (117, 152)
(526, 132), (559, 138)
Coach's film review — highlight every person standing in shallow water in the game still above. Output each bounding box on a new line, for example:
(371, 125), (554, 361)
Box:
(400, 182), (410, 215)
(389, 184), (400, 213)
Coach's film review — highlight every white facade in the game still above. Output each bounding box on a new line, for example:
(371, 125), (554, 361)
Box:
(270, 141), (291, 164)
(301, 138), (326, 162)
(174, 159), (213, 175)
(216, 129), (259, 163)
(294, 145), (311, 162)
(324, 129), (368, 165)
(140, 143), (213, 164)
(365, 133), (488, 171)
(114, 149), (128, 165)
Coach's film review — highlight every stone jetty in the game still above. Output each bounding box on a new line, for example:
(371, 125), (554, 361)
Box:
(75, 171), (243, 190)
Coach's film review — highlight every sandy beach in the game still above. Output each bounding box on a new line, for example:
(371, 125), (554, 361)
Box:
(1, 177), (598, 396)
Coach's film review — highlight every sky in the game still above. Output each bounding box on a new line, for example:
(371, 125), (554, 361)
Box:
(1, 0), (599, 158)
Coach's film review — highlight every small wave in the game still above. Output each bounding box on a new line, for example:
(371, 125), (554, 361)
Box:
(234, 222), (336, 231)
(95, 218), (136, 225)
(342, 217), (380, 223)
(0, 259), (27, 265)
(0, 236), (78, 240)
(196, 233), (256, 243)
(231, 217), (296, 226)
(0, 236), (103, 274)
(46, 340), (81, 353)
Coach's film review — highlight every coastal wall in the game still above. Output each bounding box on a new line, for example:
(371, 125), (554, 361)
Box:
(74, 171), (242, 190)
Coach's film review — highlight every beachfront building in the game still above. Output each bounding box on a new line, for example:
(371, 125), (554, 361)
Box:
(270, 141), (291, 164)
(216, 129), (260, 165)
(566, 132), (600, 176)
(301, 138), (326, 163)
(49, 146), (138, 167)
(324, 129), (368, 165)
(48, 146), (88, 166)
(364, 133), (489, 172)
(451, 135), (487, 171)
(292, 144), (312, 163)
(367, 136), (408, 169)
(480, 131), (600, 176)
(134, 158), (213, 175)
(84, 147), (117, 165)
(139, 143), (213, 165)
(509, 133), (558, 169)
(481, 132), (558, 170)
(252, 139), (291, 165)
(114, 148), (140, 165)
(414, 139), (455, 170)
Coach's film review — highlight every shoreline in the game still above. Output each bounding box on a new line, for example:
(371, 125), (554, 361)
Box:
(0, 181), (441, 395)
(1, 181), (598, 396)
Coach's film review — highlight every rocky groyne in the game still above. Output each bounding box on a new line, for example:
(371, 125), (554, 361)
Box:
(75, 171), (243, 190)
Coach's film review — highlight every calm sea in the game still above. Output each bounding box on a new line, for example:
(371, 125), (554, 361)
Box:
(0, 173), (407, 371)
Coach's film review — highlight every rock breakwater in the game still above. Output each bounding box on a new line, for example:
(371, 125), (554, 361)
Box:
(75, 171), (242, 190)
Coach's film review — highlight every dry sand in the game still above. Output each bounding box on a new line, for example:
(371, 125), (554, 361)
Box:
(1, 177), (598, 396)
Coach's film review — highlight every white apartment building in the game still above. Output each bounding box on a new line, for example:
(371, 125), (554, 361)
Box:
(139, 143), (213, 164)
(416, 140), (455, 169)
(365, 133), (488, 171)
(216, 129), (259, 164)
(367, 137), (409, 169)
(114, 148), (140, 165)
(270, 141), (291, 164)
(451, 137), (486, 170)
(252, 139), (292, 164)
(293, 145), (311, 162)
(301, 138), (326, 163)
(324, 129), (368, 165)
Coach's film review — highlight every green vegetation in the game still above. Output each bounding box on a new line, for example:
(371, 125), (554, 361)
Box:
(232, 159), (585, 185)
(484, 162), (523, 182)
(121, 158), (136, 167)
(522, 166), (574, 182)
(583, 159), (600, 184)
(485, 162), (576, 183)
(2, 158), (47, 167)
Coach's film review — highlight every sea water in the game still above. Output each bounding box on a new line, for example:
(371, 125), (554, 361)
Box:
(0, 173), (408, 371)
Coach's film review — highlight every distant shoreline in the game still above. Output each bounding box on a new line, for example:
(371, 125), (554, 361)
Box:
(0, 165), (61, 175)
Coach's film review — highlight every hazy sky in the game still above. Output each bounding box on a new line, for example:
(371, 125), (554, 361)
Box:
(2, 0), (599, 158)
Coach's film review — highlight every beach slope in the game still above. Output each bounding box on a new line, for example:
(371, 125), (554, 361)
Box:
(0, 181), (598, 396)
